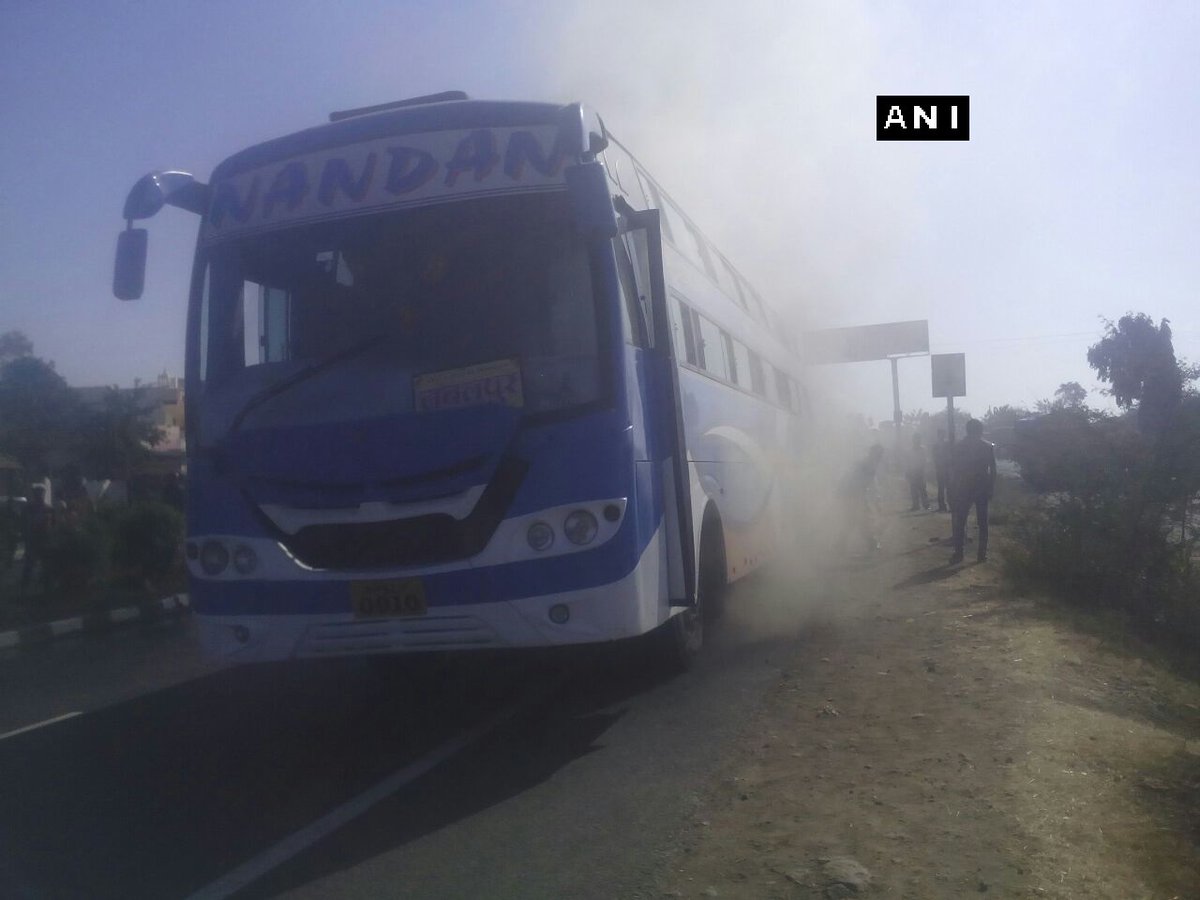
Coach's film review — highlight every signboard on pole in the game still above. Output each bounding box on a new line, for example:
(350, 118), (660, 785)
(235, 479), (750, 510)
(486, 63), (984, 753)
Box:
(803, 320), (929, 364)
(931, 353), (966, 398)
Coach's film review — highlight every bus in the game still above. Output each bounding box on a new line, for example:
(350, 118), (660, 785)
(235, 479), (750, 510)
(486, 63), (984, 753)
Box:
(113, 92), (807, 668)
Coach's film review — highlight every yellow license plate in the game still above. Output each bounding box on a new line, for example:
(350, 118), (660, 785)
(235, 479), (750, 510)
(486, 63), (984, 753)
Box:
(351, 578), (428, 618)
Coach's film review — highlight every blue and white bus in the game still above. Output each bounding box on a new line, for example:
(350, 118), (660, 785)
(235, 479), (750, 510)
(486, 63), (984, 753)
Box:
(113, 92), (807, 667)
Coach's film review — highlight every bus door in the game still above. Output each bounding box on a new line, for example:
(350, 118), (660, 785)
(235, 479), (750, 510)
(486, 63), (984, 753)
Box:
(617, 208), (696, 608)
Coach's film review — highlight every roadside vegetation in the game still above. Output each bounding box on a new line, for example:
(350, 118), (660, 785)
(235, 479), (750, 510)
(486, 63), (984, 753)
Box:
(0, 329), (185, 625)
(0, 500), (185, 627)
(998, 314), (1200, 652)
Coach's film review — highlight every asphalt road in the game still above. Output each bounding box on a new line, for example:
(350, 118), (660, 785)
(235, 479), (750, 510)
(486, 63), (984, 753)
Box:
(0, 578), (811, 899)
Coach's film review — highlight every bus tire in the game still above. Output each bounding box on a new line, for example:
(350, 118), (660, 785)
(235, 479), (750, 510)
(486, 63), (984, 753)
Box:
(656, 516), (725, 673)
(699, 511), (728, 624)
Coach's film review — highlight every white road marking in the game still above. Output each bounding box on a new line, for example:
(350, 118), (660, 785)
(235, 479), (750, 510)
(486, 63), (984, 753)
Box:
(185, 679), (558, 900)
(0, 711), (82, 741)
(50, 617), (83, 636)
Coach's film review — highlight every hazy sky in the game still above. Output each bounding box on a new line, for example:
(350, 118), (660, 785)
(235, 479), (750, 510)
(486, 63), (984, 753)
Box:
(2, 0), (1197, 423)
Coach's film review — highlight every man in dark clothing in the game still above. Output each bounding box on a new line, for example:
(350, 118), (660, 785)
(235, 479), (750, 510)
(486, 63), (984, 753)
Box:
(949, 420), (997, 564)
(932, 429), (951, 511)
(906, 433), (930, 511)
(21, 484), (52, 592)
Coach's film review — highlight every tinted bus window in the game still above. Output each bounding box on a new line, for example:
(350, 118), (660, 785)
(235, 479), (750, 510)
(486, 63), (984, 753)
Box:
(613, 238), (647, 348)
(198, 194), (602, 427)
(773, 366), (792, 409)
(730, 336), (752, 389)
(697, 315), (729, 381)
(674, 296), (699, 366)
(747, 349), (766, 397)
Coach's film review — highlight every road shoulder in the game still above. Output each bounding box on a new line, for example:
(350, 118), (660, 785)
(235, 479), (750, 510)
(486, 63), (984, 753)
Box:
(655, 505), (1200, 899)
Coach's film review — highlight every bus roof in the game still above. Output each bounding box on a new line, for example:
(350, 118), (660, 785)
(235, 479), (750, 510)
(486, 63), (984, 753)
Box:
(211, 98), (567, 182)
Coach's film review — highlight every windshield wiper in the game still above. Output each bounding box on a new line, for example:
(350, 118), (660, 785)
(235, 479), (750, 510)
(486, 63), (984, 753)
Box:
(228, 335), (389, 435)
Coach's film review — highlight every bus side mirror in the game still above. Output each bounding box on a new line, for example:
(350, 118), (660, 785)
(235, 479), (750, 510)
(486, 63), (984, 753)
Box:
(113, 227), (148, 300)
(565, 162), (617, 237)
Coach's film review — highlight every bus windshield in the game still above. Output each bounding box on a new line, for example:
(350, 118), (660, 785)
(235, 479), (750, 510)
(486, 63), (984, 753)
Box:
(194, 193), (602, 442)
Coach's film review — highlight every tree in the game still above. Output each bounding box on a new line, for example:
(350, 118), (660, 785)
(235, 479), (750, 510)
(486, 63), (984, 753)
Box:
(1054, 381), (1088, 409)
(984, 404), (1031, 431)
(77, 387), (165, 482)
(0, 330), (33, 367)
(0, 355), (82, 475)
(1034, 382), (1089, 414)
(1087, 314), (1186, 437)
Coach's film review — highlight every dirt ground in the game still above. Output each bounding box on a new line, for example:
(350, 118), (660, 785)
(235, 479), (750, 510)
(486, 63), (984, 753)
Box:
(657, 482), (1200, 899)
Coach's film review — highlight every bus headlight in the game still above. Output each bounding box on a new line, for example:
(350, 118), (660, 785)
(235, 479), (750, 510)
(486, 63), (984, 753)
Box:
(563, 510), (598, 546)
(527, 521), (555, 552)
(232, 545), (258, 575)
(200, 540), (230, 576)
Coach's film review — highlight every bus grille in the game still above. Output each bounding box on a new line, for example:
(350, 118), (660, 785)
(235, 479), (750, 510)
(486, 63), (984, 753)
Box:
(271, 456), (527, 570)
(298, 616), (498, 655)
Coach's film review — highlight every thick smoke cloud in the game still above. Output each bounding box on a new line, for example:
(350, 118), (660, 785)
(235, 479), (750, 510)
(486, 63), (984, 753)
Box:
(535, 0), (928, 341)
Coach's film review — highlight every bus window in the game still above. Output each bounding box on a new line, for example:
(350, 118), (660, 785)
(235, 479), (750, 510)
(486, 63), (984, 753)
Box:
(711, 253), (741, 308)
(637, 171), (674, 244)
(198, 193), (604, 423)
(261, 286), (291, 362)
(791, 377), (805, 414)
(604, 142), (647, 207)
(746, 285), (769, 326)
(696, 237), (719, 284)
(697, 314), (729, 381)
(730, 336), (752, 389)
(747, 349), (766, 397)
(722, 333), (739, 385)
(601, 150), (621, 189)
(613, 237), (647, 348)
(674, 296), (700, 366)
(660, 201), (688, 254)
(718, 256), (748, 310)
(662, 198), (716, 282)
(667, 294), (685, 362)
(773, 366), (792, 409)
(242, 280), (283, 366)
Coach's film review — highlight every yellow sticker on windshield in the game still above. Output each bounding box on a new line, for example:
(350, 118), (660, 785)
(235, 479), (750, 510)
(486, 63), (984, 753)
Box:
(414, 359), (524, 412)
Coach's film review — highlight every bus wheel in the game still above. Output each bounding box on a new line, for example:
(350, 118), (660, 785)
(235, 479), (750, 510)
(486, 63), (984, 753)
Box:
(656, 521), (724, 673)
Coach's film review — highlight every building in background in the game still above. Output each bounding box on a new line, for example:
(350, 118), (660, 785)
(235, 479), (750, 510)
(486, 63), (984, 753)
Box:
(74, 372), (186, 503)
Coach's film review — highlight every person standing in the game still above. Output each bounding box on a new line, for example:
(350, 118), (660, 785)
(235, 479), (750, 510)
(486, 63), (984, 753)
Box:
(932, 429), (951, 512)
(906, 433), (930, 511)
(837, 444), (885, 554)
(949, 419), (997, 564)
(20, 484), (53, 593)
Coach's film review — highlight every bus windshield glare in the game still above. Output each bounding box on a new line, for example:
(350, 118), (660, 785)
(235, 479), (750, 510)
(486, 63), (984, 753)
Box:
(195, 194), (601, 442)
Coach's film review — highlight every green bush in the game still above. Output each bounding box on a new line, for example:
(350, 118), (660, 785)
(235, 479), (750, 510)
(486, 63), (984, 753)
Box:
(1011, 409), (1146, 496)
(44, 516), (112, 591)
(1004, 408), (1199, 641)
(111, 501), (184, 585)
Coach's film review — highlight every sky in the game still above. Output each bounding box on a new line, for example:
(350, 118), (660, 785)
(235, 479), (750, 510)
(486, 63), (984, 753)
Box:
(1, 0), (1198, 424)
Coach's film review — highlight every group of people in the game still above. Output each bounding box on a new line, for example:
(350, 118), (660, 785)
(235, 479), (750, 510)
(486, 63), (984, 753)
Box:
(842, 419), (997, 565)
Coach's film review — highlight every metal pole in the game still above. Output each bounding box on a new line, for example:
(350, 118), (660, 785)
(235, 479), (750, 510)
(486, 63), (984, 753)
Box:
(947, 396), (956, 444)
(891, 357), (902, 460)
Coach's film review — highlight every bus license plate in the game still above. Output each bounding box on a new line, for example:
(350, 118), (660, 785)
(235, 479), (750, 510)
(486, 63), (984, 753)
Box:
(351, 578), (427, 618)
